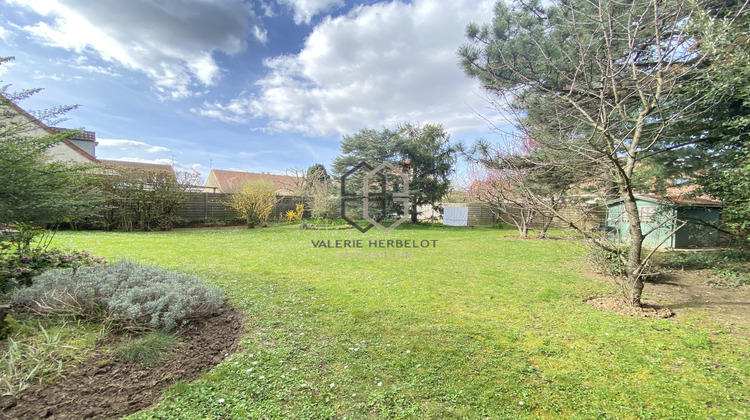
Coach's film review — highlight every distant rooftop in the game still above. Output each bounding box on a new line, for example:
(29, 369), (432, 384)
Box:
(50, 127), (96, 142)
(608, 194), (722, 207)
(206, 169), (302, 194)
(99, 159), (173, 172)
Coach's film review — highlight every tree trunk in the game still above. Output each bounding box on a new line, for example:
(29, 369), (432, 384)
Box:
(410, 202), (418, 223)
(539, 215), (553, 238)
(517, 209), (534, 238)
(622, 193), (645, 307)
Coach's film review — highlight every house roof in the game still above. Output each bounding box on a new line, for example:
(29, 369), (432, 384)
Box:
(99, 159), (174, 172)
(50, 127), (96, 142)
(607, 194), (722, 208)
(1, 97), (98, 162)
(207, 169), (302, 194)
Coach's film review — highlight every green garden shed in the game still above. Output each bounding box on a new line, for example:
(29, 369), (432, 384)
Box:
(605, 195), (722, 249)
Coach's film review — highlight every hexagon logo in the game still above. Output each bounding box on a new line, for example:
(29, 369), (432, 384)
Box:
(340, 161), (410, 233)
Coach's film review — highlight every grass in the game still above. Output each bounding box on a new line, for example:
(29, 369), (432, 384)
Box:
(43, 224), (750, 418)
(116, 332), (177, 368)
(0, 317), (101, 395)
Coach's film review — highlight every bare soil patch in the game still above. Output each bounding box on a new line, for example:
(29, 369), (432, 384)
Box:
(645, 270), (750, 334)
(586, 270), (750, 334)
(0, 305), (244, 420)
(585, 296), (673, 318)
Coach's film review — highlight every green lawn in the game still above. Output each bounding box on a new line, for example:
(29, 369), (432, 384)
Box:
(49, 224), (749, 419)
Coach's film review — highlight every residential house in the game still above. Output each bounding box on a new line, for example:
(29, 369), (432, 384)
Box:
(205, 169), (303, 195)
(1, 97), (98, 163)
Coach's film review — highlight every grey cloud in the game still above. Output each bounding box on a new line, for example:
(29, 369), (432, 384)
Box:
(11, 0), (265, 99)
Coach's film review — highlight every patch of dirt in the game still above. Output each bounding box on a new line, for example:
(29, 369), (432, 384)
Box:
(586, 270), (750, 335)
(0, 305), (245, 420)
(645, 270), (750, 334)
(585, 296), (674, 318)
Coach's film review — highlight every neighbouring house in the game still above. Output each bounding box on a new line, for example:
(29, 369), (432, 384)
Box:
(1, 97), (98, 163)
(605, 194), (722, 249)
(3, 95), (177, 173)
(98, 159), (174, 173)
(49, 127), (97, 161)
(205, 169), (303, 195)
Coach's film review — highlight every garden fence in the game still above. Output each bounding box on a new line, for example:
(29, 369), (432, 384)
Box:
(176, 193), (306, 225)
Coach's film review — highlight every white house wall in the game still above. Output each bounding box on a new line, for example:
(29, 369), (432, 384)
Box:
(47, 142), (94, 163)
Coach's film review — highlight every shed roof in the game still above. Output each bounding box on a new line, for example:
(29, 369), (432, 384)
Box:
(606, 194), (722, 208)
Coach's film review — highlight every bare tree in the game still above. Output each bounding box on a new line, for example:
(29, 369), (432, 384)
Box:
(282, 167), (307, 193)
(460, 0), (720, 306)
(468, 142), (538, 237)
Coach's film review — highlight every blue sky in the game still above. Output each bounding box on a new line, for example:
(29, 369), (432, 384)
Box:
(0, 0), (506, 183)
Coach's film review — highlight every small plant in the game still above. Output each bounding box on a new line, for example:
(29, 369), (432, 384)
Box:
(115, 331), (176, 368)
(705, 270), (750, 287)
(11, 260), (223, 332)
(285, 204), (305, 223)
(492, 221), (513, 229)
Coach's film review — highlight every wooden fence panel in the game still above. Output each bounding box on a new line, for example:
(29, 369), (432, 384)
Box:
(500, 204), (606, 231)
(176, 193), (306, 224)
(435, 202), (605, 229)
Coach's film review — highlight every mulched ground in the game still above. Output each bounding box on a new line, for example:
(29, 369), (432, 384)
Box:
(0, 305), (244, 420)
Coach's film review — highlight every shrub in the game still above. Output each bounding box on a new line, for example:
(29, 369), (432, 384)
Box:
(0, 249), (107, 292)
(227, 180), (279, 228)
(11, 260), (223, 332)
(308, 178), (338, 221)
(91, 167), (198, 232)
(587, 245), (628, 278)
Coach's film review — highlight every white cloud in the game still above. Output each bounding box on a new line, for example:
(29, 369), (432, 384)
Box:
(72, 64), (120, 77)
(197, 0), (501, 136)
(259, 1), (276, 18)
(277, 0), (344, 25)
(8, 0), (265, 99)
(31, 71), (63, 81)
(97, 139), (171, 154)
(238, 150), (274, 158)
